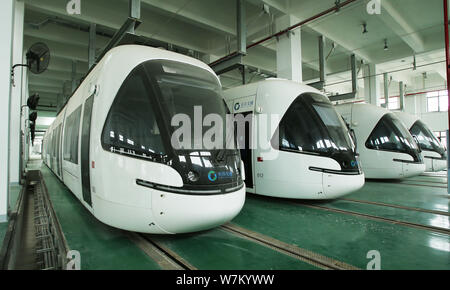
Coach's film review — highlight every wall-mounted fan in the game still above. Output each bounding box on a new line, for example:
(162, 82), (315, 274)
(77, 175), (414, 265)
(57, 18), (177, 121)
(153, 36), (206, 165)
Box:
(11, 42), (51, 86)
(26, 42), (51, 75)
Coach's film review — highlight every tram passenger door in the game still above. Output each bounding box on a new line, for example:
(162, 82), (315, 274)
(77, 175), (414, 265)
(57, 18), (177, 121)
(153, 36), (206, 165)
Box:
(235, 112), (254, 189)
(81, 94), (94, 207)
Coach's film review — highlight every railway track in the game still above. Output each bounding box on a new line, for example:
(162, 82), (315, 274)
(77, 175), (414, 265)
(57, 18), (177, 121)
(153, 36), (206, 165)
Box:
(129, 233), (196, 270)
(368, 180), (447, 189)
(297, 202), (450, 235)
(340, 198), (450, 217)
(406, 179), (448, 185)
(220, 224), (360, 270)
(129, 224), (360, 270)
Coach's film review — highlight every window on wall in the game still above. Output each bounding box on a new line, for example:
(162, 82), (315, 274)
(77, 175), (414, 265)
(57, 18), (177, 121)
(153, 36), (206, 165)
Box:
(434, 131), (447, 148)
(380, 97), (400, 110)
(427, 90), (448, 112)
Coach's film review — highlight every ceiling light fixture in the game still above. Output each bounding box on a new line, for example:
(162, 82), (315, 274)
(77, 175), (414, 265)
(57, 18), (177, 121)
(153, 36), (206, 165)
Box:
(384, 39), (389, 51)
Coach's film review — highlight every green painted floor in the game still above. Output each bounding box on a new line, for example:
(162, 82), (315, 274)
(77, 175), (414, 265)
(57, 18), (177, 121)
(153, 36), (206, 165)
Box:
(322, 199), (449, 230)
(345, 181), (449, 213)
(0, 222), (7, 248)
(148, 229), (318, 270)
(40, 162), (318, 270)
(36, 159), (450, 270)
(233, 195), (450, 270)
(40, 165), (161, 270)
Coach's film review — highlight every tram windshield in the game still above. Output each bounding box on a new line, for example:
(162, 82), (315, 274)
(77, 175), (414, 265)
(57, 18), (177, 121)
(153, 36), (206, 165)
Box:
(410, 120), (446, 156)
(366, 113), (422, 162)
(272, 93), (360, 173)
(102, 60), (242, 193)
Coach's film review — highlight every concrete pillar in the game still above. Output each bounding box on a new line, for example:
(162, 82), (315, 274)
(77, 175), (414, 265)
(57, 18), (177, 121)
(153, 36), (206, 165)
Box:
(276, 15), (302, 83)
(88, 23), (96, 69)
(237, 0), (246, 55)
(399, 81), (405, 111)
(71, 60), (77, 93)
(9, 0), (24, 185)
(383, 73), (389, 108)
(363, 63), (380, 106)
(0, 0), (14, 223)
(318, 36), (326, 84)
(21, 55), (29, 179)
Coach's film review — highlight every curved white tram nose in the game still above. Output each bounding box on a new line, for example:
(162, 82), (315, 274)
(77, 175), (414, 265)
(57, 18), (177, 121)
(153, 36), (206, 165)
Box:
(322, 172), (365, 199)
(150, 187), (246, 234)
(402, 162), (426, 178)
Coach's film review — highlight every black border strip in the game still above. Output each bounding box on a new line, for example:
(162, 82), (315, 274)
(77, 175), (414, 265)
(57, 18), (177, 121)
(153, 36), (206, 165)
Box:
(392, 159), (424, 164)
(308, 167), (361, 176)
(136, 179), (244, 196)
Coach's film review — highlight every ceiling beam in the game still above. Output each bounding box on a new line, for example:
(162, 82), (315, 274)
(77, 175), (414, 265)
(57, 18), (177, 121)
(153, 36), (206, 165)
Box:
(379, 0), (425, 53)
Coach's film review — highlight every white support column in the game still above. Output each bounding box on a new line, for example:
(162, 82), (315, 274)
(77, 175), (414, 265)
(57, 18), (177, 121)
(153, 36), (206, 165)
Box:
(363, 63), (380, 106)
(21, 52), (29, 179)
(383, 73), (389, 108)
(10, 0), (24, 185)
(88, 23), (96, 69)
(71, 60), (77, 93)
(0, 0), (14, 223)
(399, 81), (405, 111)
(276, 15), (302, 83)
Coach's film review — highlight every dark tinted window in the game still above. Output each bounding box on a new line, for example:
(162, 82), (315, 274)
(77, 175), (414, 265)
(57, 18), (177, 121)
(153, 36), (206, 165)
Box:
(63, 106), (82, 164)
(102, 60), (233, 161)
(366, 113), (419, 153)
(273, 93), (354, 155)
(410, 120), (445, 154)
(56, 124), (62, 175)
(147, 60), (230, 151)
(102, 66), (165, 160)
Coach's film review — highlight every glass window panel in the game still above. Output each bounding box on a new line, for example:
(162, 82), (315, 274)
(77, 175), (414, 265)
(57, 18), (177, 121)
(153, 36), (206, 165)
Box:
(274, 93), (353, 154)
(439, 95), (448, 112)
(102, 68), (165, 158)
(63, 106), (82, 164)
(366, 114), (418, 153)
(428, 97), (439, 112)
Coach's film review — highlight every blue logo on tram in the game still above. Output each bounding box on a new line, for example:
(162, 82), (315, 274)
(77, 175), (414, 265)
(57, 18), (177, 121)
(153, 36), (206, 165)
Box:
(208, 171), (218, 182)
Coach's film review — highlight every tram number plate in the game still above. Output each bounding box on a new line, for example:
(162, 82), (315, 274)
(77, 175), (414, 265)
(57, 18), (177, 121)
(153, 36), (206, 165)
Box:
(257, 173), (264, 178)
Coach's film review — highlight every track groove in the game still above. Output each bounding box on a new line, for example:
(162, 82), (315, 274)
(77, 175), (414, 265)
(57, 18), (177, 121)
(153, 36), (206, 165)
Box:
(221, 223), (360, 270)
(297, 203), (450, 235)
(131, 234), (197, 270)
(340, 198), (450, 217)
(367, 181), (447, 189)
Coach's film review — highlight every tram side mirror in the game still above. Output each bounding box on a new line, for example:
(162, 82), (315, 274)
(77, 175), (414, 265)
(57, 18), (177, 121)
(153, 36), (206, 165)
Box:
(29, 115), (37, 146)
(27, 93), (40, 110)
(30, 123), (36, 146)
(29, 112), (38, 123)
(349, 128), (358, 154)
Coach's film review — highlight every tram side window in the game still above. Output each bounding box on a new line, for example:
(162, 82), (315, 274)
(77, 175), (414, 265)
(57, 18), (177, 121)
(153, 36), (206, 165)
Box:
(273, 96), (327, 154)
(63, 106), (82, 164)
(366, 114), (416, 152)
(102, 67), (165, 158)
